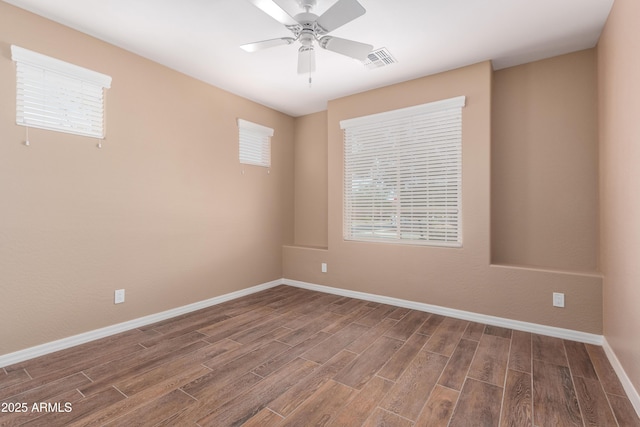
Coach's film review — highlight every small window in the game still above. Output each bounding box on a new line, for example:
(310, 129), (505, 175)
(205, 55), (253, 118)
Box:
(341, 96), (465, 247)
(11, 45), (112, 139)
(238, 119), (273, 167)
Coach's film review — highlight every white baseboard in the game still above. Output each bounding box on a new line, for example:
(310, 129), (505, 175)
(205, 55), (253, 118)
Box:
(0, 280), (282, 368)
(284, 279), (640, 416)
(4, 276), (637, 419)
(602, 338), (640, 418)
(282, 278), (603, 345)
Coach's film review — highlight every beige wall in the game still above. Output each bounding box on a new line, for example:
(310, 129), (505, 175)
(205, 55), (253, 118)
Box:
(0, 2), (294, 355)
(293, 111), (328, 248)
(492, 50), (599, 272)
(285, 61), (603, 334)
(1, 0), (616, 360)
(598, 0), (640, 395)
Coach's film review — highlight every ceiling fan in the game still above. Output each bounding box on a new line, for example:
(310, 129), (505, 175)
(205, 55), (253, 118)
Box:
(241, 0), (373, 75)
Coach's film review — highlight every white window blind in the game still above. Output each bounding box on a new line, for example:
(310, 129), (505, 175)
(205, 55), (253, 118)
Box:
(341, 96), (465, 247)
(238, 119), (273, 167)
(11, 45), (112, 139)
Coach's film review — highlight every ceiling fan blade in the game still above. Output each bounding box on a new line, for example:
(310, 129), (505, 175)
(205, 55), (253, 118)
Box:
(297, 47), (316, 74)
(246, 0), (299, 26)
(319, 36), (373, 61)
(240, 37), (295, 52)
(316, 0), (366, 33)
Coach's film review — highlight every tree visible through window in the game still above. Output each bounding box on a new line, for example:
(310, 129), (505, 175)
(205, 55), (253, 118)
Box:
(341, 96), (465, 247)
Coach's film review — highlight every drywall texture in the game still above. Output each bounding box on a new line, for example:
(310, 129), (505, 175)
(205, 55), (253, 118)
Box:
(492, 50), (599, 272)
(598, 0), (640, 397)
(0, 2), (294, 355)
(293, 111), (328, 248)
(284, 61), (603, 334)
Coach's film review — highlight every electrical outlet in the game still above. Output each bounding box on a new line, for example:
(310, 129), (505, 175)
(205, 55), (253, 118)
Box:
(321, 263), (327, 273)
(553, 292), (565, 308)
(114, 289), (125, 304)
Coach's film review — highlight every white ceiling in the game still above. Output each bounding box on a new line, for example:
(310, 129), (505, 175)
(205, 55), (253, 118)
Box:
(4, 0), (614, 117)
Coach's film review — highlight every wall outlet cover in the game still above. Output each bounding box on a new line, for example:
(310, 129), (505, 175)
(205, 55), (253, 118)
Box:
(553, 292), (565, 308)
(115, 289), (125, 304)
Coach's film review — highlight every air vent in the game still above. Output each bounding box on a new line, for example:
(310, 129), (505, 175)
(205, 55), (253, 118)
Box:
(362, 48), (397, 69)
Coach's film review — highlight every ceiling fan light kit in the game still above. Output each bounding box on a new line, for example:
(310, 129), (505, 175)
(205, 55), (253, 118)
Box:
(242, 0), (374, 76)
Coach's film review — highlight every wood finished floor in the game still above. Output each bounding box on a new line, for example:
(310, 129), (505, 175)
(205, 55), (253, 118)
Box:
(1, 285), (638, 427)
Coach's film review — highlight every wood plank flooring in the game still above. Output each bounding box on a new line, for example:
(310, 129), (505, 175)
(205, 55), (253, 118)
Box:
(1, 285), (638, 426)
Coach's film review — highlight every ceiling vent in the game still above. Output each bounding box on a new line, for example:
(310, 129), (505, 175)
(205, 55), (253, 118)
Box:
(362, 48), (397, 69)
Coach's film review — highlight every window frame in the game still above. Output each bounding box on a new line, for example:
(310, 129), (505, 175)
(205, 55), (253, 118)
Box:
(11, 45), (112, 139)
(340, 96), (465, 247)
(237, 118), (273, 168)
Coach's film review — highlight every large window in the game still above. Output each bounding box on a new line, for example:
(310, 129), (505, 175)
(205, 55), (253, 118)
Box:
(341, 96), (465, 247)
(11, 45), (112, 139)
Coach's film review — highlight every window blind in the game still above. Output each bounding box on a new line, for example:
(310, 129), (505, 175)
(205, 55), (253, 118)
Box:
(11, 45), (112, 139)
(238, 119), (273, 167)
(341, 96), (465, 247)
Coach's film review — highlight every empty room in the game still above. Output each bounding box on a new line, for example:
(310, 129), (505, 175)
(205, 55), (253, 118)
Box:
(1, 0), (639, 425)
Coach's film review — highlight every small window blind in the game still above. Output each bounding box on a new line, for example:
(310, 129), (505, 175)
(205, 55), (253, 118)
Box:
(341, 96), (465, 247)
(238, 119), (273, 167)
(11, 45), (112, 139)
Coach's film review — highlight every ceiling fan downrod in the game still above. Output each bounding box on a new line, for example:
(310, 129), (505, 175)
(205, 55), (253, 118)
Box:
(297, 0), (317, 13)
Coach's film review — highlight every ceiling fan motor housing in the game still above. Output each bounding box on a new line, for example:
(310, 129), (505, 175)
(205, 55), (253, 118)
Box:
(299, 31), (315, 46)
